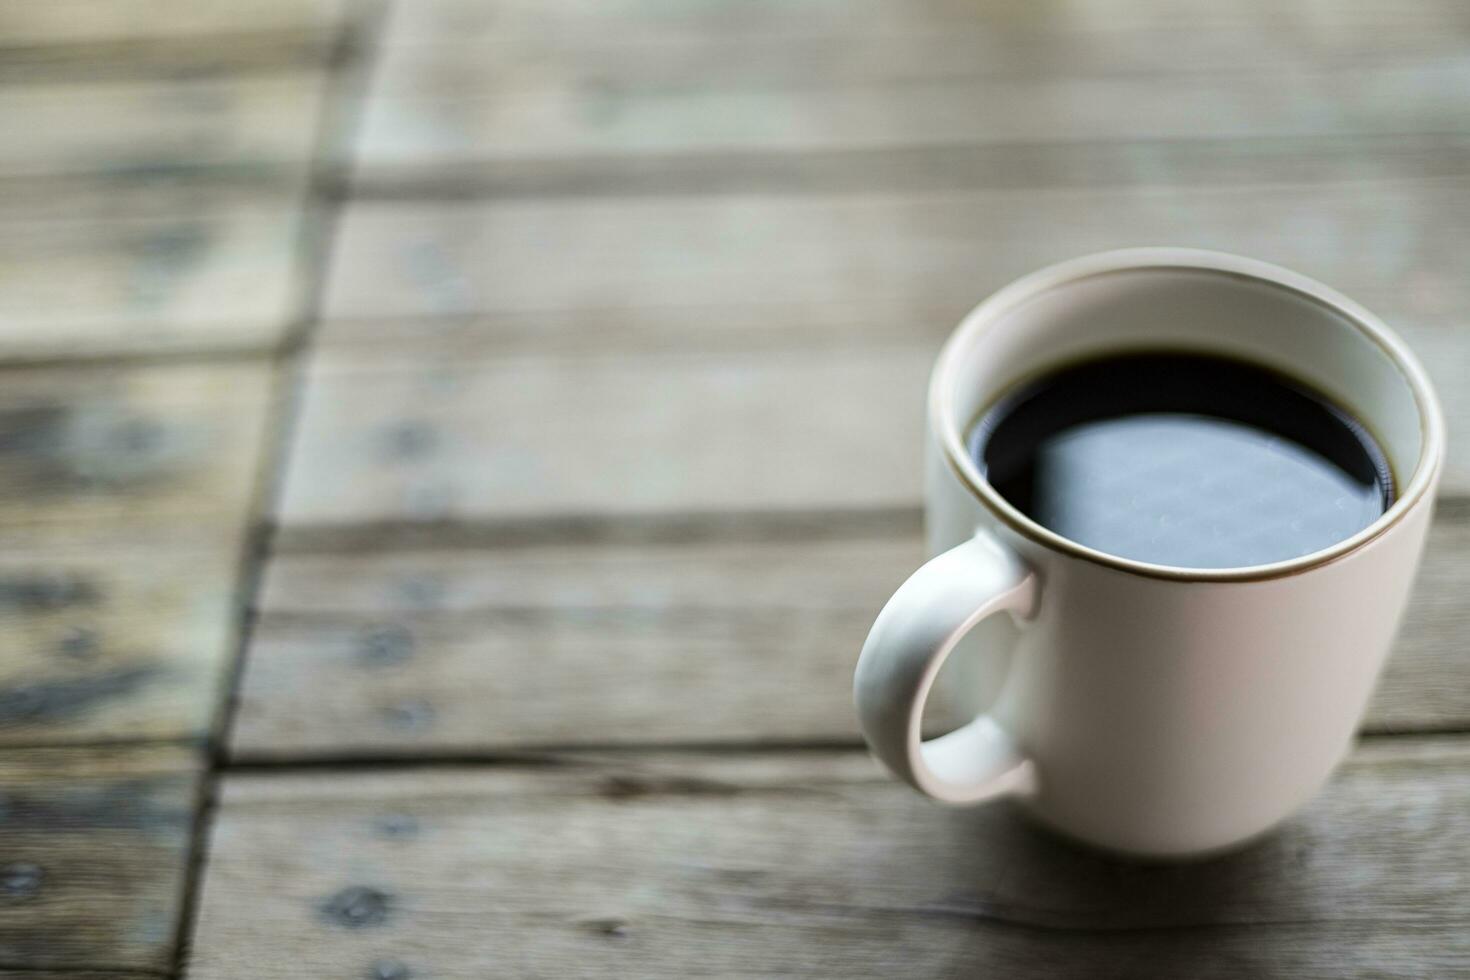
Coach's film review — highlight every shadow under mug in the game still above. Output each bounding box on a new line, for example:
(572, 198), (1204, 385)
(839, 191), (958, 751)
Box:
(854, 248), (1445, 859)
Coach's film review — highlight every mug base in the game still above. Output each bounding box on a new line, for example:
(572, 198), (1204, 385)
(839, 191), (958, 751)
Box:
(1018, 804), (1295, 863)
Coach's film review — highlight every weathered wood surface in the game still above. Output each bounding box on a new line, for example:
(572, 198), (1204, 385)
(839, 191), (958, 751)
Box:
(0, 21), (339, 361)
(0, 745), (200, 973)
(1376, 507), (1470, 732)
(0, 360), (275, 746)
(0, 4), (359, 980)
(0, 72), (327, 183)
(190, 738), (1470, 979)
(382, 0), (1470, 47)
(357, 51), (1470, 187)
(0, 197), (314, 359)
(0, 529), (245, 746)
(320, 185), (1470, 335)
(277, 345), (933, 530)
(0, 362), (274, 529)
(0, 0), (353, 80)
(0, 361), (272, 747)
(356, 0), (1470, 190)
(234, 510), (1470, 758)
(235, 532), (920, 757)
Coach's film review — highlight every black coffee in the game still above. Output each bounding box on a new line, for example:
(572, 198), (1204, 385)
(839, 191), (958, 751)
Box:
(968, 352), (1394, 569)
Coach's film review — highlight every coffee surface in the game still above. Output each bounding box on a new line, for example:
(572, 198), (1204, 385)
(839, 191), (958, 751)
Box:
(968, 352), (1393, 569)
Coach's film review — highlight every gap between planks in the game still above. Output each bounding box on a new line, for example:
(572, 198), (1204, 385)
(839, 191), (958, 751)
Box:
(214, 726), (1470, 775)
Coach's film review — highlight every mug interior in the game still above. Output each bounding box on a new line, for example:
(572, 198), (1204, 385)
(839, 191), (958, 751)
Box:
(934, 249), (1443, 580)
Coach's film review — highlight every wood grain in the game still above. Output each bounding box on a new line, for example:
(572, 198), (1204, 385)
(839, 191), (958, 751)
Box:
(0, 529), (246, 746)
(234, 533), (921, 756)
(356, 0), (1470, 190)
(189, 739), (1470, 979)
(0, 361), (274, 529)
(0, 0), (352, 80)
(1373, 507), (1470, 732)
(356, 49), (1470, 184)
(233, 510), (1470, 758)
(0, 361), (273, 744)
(383, 0), (1470, 51)
(276, 344), (934, 529)
(0, 744), (200, 973)
(0, 197), (314, 359)
(321, 185), (1470, 334)
(0, 72), (326, 184)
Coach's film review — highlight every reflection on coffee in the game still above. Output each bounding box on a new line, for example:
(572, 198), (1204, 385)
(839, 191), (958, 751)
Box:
(968, 352), (1394, 569)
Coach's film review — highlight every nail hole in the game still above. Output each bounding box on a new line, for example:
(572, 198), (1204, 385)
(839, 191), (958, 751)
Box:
(320, 886), (392, 929)
(1, 862), (43, 899)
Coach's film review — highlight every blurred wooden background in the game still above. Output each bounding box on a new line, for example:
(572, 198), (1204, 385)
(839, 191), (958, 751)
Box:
(0, 1), (1467, 977)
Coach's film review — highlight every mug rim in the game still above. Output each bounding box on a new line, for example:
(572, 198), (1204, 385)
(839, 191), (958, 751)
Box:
(932, 247), (1446, 583)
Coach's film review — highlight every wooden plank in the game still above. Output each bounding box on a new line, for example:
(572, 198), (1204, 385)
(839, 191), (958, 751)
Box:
(0, 72), (326, 183)
(383, 0), (1470, 49)
(320, 186), (1470, 333)
(189, 739), (1470, 979)
(0, 361), (274, 529)
(356, 49), (1470, 185)
(0, 360), (274, 744)
(276, 344), (933, 530)
(0, 0), (353, 80)
(0, 529), (245, 746)
(234, 533), (920, 756)
(0, 744), (200, 973)
(0, 197), (313, 359)
(314, 187), (1470, 497)
(364, 37), (1470, 99)
(233, 509), (1470, 758)
(0, 0), (347, 48)
(1374, 504), (1470, 733)
(258, 526), (923, 617)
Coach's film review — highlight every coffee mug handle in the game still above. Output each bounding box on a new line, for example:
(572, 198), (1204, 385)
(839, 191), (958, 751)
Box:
(854, 528), (1040, 804)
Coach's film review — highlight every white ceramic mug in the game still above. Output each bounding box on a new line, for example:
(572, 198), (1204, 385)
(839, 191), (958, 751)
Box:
(854, 249), (1445, 858)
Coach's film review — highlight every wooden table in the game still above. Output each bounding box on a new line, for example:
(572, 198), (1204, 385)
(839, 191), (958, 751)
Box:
(1, 2), (1467, 976)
